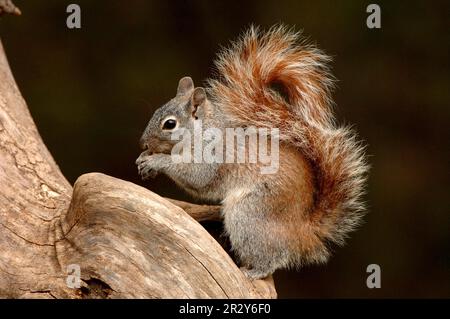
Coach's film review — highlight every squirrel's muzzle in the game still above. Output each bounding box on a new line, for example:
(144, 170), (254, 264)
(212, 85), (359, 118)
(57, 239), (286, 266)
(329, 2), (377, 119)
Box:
(139, 135), (149, 151)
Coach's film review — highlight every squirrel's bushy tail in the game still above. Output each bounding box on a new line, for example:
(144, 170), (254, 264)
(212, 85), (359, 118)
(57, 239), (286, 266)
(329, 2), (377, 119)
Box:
(208, 25), (368, 262)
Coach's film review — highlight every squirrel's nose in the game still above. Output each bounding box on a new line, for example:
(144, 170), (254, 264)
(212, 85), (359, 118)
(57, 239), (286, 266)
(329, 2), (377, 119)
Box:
(139, 137), (149, 150)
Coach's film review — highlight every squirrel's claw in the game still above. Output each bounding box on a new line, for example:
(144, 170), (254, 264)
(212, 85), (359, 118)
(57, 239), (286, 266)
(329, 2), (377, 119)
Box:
(136, 154), (159, 180)
(136, 151), (150, 166)
(138, 164), (158, 180)
(240, 267), (272, 280)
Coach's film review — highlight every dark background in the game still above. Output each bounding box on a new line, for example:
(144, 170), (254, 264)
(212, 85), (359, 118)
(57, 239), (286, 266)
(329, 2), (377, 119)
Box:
(0, 0), (448, 298)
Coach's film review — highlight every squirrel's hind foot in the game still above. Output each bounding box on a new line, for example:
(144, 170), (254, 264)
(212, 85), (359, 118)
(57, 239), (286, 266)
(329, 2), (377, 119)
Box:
(240, 267), (273, 280)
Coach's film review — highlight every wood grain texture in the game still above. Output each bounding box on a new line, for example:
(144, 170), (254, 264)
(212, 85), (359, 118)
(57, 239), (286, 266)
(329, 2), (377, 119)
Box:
(0, 39), (276, 299)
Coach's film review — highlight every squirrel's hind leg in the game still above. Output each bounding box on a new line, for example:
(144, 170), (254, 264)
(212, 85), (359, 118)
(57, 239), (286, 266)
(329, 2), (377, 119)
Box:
(223, 190), (291, 280)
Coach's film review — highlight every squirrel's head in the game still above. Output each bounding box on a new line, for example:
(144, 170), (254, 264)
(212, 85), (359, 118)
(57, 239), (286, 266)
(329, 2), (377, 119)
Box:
(139, 76), (213, 154)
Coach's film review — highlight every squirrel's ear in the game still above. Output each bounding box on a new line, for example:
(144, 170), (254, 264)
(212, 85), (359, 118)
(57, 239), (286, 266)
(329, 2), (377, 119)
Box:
(190, 87), (210, 119)
(192, 87), (206, 106)
(177, 76), (194, 96)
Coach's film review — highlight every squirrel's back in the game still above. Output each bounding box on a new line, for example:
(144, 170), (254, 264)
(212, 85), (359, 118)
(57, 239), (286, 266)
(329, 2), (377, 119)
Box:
(207, 25), (368, 265)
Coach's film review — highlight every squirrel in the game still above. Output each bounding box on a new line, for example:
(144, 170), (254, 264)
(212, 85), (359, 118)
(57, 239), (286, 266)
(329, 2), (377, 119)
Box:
(136, 25), (368, 280)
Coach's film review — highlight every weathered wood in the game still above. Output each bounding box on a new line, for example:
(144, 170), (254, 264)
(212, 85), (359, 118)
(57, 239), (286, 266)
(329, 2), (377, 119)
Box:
(60, 173), (275, 298)
(0, 38), (277, 298)
(0, 0), (21, 16)
(0, 38), (73, 298)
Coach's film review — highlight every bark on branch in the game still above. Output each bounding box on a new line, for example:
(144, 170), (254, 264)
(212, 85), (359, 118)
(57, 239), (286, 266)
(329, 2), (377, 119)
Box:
(0, 38), (276, 298)
(0, 0), (21, 16)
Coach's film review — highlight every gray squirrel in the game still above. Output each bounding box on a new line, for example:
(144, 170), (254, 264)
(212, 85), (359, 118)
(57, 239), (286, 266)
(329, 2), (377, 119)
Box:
(136, 26), (368, 279)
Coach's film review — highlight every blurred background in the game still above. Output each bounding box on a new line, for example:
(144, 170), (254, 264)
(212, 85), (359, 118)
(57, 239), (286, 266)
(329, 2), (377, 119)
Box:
(0, 0), (448, 298)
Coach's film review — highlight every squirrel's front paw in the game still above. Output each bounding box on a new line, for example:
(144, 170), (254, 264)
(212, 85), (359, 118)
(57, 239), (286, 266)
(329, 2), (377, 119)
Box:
(138, 164), (158, 180)
(136, 153), (165, 180)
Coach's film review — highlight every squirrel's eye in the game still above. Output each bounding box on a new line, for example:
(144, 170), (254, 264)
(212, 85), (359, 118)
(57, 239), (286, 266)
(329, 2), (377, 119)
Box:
(162, 119), (177, 130)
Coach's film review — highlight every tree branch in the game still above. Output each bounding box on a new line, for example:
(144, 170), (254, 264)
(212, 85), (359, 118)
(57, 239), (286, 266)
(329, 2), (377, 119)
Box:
(0, 0), (21, 16)
(165, 198), (222, 222)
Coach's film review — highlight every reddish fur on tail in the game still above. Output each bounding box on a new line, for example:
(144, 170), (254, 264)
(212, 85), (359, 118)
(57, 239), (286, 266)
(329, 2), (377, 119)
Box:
(208, 25), (368, 262)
